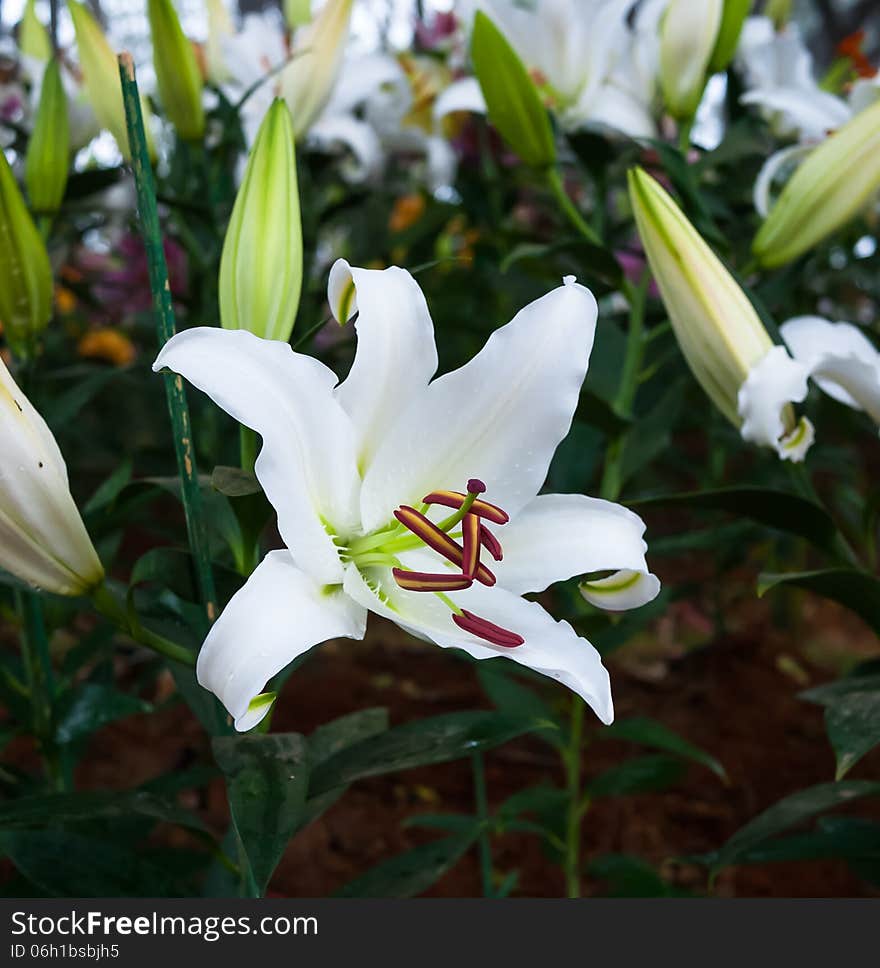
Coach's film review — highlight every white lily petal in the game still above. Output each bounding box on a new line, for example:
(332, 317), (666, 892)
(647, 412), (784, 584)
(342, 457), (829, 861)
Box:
(307, 113), (385, 183)
(579, 81), (657, 139)
(433, 77), (486, 121)
(153, 328), (361, 582)
(753, 143), (815, 218)
(492, 494), (660, 609)
(738, 345), (814, 461)
(198, 550), (367, 730)
(335, 264), (438, 474)
(359, 277), (598, 532)
(343, 562), (613, 724)
(781, 315), (880, 422)
(740, 87), (850, 141)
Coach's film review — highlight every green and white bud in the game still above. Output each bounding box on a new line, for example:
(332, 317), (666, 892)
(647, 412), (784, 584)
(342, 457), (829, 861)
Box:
(148, 0), (205, 140)
(754, 99), (880, 268)
(708, 0), (751, 74)
(219, 99), (303, 342)
(629, 167), (813, 462)
(25, 59), (70, 216)
(660, 0), (724, 122)
(19, 0), (52, 61)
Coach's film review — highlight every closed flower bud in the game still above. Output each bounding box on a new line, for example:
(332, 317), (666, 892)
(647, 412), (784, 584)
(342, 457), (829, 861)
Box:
(148, 0), (205, 140)
(470, 10), (556, 169)
(765, 0), (792, 29)
(0, 357), (103, 595)
(25, 58), (70, 215)
(0, 151), (53, 355)
(204, 0), (234, 86)
(660, 0), (724, 122)
(281, 0), (353, 138)
(708, 0), (751, 74)
(284, 0), (312, 29)
(629, 167), (813, 461)
(219, 99), (303, 342)
(68, 0), (157, 161)
(19, 0), (52, 61)
(753, 99), (880, 268)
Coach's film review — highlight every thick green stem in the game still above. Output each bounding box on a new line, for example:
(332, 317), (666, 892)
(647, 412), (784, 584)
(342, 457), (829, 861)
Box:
(471, 753), (494, 897)
(564, 696), (585, 898)
(547, 167), (603, 247)
(92, 582), (196, 668)
(16, 589), (65, 790)
(118, 54), (217, 626)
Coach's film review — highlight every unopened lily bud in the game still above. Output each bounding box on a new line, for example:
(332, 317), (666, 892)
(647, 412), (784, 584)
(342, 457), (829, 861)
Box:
(68, 0), (157, 160)
(765, 0), (792, 29)
(281, 0), (353, 138)
(0, 357), (104, 595)
(471, 10), (556, 169)
(219, 99), (303, 341)
(284, 0), (312, 29)
(0, 151), (53, 355)
(19, 0), (52, 61)
(708, 0), (751, 74)
(204, 0), (234, 85)
(148, 0), (205, 140)
(754, 99), (880, 268)
(629, 167), (813, 462)
(660, 0), (724, 122)
(25, 59), (70, 215)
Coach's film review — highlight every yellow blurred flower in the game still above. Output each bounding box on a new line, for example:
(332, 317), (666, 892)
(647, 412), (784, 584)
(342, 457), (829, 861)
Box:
(78, 328), (136, 366)
(388, 193), (426, 234)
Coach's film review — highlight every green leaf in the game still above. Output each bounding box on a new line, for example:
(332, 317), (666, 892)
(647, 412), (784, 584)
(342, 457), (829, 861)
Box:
(309, 711), (538, 798)
(603, 716), (727, 781)
(802, 676), (880, 779)
(211, 465), (263, 498)
(632, 487), (844, 558)
(212, 733), (310, 895)
(471, 10), (555, 168)
(335, 833), (477, 898)
(83, 458), (133, 515)
(477, 665), (563, 747)
(758, 569), (880, 637)
(713, 781), (880, 872)
(54, 683), (152, 745)
(0, 790), (207, 832)
(0, 830), (183, 897)
(588, 853), (679, 897)
(588, 754), (686, 798)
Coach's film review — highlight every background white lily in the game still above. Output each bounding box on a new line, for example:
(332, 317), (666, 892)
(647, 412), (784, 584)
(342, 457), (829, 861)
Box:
(154, 262), (660, 731)
(780, 316), (880, 429)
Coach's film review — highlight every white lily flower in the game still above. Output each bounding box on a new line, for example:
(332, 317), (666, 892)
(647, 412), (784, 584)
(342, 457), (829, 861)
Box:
(154, 265), (660, 730)
(0, 357), (104, 596)
(780, 316), (880, 428)
(463, 0), (662, 139)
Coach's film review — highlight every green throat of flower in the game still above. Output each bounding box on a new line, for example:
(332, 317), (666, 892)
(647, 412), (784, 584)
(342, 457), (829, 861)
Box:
(339, 479), (524, 648)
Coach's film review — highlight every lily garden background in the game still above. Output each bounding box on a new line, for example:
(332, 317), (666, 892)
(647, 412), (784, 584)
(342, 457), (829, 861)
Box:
(1, 0), (880, 899)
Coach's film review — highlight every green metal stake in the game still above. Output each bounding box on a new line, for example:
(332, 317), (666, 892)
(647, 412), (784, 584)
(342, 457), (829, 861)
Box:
(118, 52), (217, 625)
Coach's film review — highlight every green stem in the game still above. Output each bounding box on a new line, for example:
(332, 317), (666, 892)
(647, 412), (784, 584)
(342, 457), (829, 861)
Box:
(16, 590), (65, 790)
(546, 167), (602, 247)
(92, 582), (196, 668)
(118, 55), (217, 627)
(564, 696), (585, 898)
(471, 753), (494, 897)
(678, 118), (694, 154)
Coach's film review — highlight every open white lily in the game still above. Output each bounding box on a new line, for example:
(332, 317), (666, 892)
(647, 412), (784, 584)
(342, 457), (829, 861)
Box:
(463, 0), (662, 139)
(154, 264), (660, 730)
(780, 316), (880, 428)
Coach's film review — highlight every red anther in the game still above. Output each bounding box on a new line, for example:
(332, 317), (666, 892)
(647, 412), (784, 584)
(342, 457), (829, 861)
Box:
(461, 513), (481, 578)
(467, 478), (486, 495)
(837, 30), (878, 78)
(422, 490), (510, 525)
(452, 609), (524, 647)
(395, 505), (497, 586)
(395, 506), (464, 566)
(392, 569), (474, 592)
(479, 524), (503, 562)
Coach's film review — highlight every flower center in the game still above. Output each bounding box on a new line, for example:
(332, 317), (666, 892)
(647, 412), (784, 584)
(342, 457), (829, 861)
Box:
(344, 479), (524, 648)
